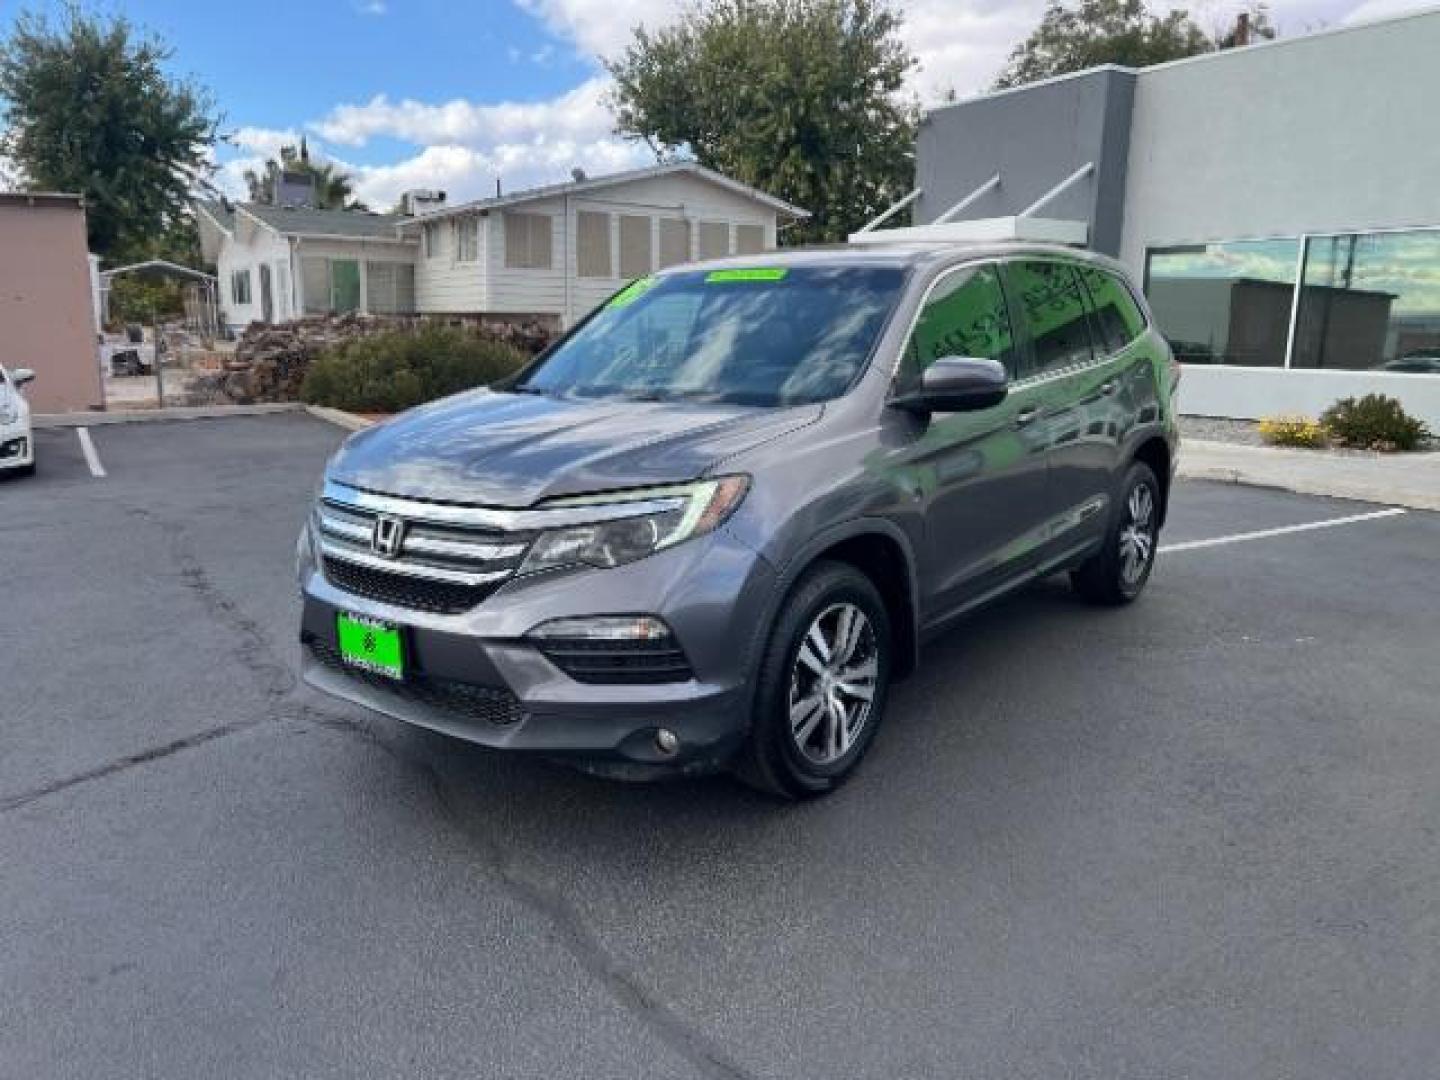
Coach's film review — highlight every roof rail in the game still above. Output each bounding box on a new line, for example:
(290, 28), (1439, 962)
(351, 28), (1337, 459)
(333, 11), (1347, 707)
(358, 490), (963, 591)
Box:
(847, 215), (1088, 247)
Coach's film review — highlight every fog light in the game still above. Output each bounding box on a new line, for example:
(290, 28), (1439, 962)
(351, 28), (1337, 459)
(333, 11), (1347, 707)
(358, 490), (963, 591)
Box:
(528, 615), (672, 642)
(655, 728), (679, 756)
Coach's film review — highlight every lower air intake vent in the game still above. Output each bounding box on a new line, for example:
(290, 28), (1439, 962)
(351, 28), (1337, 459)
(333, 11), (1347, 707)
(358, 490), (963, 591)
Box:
(534, 637), (694, 685)
(307, 638), (527, 727)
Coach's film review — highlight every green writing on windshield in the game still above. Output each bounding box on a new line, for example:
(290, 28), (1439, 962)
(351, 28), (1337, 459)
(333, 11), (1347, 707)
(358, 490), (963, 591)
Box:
(705, 267), (789, 283)
(607, 275), (658, 309)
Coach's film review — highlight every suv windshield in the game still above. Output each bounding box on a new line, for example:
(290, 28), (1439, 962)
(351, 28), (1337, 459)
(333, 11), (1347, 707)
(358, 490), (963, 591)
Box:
(513, 265), (906, 407)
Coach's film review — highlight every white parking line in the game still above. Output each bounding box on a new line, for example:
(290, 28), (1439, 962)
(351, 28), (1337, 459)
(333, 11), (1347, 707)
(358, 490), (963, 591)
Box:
(76, 427), (106, 478)
(1161, 507), (1407, 554)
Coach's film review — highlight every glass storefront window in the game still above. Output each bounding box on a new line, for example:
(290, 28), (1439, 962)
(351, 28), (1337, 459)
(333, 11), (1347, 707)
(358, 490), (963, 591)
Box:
(1292, 230), (1440, 373)
(1145, 239), (1300, 367)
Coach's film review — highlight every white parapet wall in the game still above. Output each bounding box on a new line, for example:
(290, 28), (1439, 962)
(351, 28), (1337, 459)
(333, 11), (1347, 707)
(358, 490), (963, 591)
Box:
(1178, 365), (1440, 428)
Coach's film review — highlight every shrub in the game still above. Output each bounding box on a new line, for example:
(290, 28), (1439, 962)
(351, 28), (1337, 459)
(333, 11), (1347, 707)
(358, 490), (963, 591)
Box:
(1258, 415), (1329, 448)
(1320, 393), (1432, 452)
(300, 324), (529, 412)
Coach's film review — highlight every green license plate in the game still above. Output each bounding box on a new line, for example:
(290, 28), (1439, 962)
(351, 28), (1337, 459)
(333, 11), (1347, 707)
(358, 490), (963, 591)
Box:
(336, 613), (405, 680)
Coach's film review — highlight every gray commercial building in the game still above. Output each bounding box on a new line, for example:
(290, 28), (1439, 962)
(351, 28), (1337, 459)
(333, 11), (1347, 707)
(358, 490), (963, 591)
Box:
(913, 9), (1440, 426)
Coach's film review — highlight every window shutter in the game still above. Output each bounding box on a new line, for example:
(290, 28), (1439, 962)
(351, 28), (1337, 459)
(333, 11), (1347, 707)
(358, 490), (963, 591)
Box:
(735, 224), (766, 255)
(698, 222), (730, 259)
(618, 215), (652, 278)
(658, 218), (691, 268)
(577, 211), (611, 278)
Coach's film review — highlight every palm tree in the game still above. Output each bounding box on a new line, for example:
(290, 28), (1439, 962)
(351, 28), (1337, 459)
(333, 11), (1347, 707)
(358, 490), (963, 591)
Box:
(243, 137), (367, 210)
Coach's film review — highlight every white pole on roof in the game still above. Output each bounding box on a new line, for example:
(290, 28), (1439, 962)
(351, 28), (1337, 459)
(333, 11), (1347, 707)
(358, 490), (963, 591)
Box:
(1019, 162), (1094, 218)
(855, 188), (923, 234)
(933, 173), (1001, 224)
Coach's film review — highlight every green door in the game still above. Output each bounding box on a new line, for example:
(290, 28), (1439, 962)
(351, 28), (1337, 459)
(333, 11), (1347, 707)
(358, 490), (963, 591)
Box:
(330, 260), (360, 313)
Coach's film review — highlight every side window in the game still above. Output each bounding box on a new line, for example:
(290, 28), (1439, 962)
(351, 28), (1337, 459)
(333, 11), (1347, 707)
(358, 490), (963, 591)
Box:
(1076, 265), (1146, 354)
(900, 264), (1019, 385)
(1006, 260), (1095, 375)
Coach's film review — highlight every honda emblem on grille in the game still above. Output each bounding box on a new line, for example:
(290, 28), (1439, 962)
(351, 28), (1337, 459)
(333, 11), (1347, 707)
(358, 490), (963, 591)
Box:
(371, 514), (406, 558)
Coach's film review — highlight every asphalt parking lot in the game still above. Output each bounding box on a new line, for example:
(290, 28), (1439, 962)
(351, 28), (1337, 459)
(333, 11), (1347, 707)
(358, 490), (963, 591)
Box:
(4, 414), (1438, 1079)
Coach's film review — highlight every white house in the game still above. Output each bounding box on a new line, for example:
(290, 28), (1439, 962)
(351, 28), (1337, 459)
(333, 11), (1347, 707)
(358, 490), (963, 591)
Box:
(196, 201), (418, 332)
(401, 162), (809, 328)
(197, 163), (807, 333)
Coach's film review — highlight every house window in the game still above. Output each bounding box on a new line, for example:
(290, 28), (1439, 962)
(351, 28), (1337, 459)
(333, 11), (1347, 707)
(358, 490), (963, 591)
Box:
(504, 212), (553, 269)
(366, 262), (416, 314)
(735, 224), (766, 255)
(658, 218), (691, 269)
(618, 215), (652, 278)
(698, 221), (730, 260)
(423, 222), (440, 258)
(454, 216), (479, 262)
(231, 269), (252, 305)
(577, 210), (612, 278)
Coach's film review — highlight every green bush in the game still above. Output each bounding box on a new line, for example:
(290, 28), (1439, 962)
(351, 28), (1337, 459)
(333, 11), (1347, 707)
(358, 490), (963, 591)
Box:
(1319, 393), (1432, 452)
(300, 325), (529, 412)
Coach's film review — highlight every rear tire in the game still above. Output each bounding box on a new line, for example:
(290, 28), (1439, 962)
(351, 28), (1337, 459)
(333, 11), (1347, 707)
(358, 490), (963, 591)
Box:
(735, 561), (891, 799)
(1071, 461), (1160, 606)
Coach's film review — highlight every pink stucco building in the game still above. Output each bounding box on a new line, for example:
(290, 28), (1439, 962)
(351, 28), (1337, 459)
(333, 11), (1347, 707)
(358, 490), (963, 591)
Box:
(0, 192), (102, 414)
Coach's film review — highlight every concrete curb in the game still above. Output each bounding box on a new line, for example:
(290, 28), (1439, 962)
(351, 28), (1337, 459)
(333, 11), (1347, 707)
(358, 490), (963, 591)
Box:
(35, 403), (304, 428)
(1178, 438), (1440, 512)
(304, 405), (376, 432)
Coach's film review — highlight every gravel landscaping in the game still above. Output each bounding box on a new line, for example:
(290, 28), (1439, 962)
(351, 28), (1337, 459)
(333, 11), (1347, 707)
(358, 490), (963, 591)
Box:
(1180, 414), (1266, 446)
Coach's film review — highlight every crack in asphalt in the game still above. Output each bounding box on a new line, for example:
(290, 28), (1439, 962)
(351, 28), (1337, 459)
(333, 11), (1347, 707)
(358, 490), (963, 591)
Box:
(7, 505), (757, 1080)
(0, 719), (264, 814)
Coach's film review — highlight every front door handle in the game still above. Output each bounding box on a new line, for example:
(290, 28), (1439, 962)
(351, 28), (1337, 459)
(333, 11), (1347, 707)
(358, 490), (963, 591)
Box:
(1099, 381), (1117, 396)
(1014, 406), (1041, 427)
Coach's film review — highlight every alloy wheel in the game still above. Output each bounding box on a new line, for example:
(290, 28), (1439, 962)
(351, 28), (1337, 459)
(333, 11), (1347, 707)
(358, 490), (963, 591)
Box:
(788, 602), (879, 765)
(1118, 481), (1157, 587)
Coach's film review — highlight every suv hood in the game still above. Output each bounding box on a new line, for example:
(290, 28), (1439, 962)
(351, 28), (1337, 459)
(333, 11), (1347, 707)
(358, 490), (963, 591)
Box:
(327, 389), (821, 507)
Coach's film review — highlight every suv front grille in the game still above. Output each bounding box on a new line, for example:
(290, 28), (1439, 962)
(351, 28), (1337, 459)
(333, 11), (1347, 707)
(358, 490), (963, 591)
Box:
(315, 494), (533, 614)
(307, 637), (527, 727)
(321, 557), (498, 614)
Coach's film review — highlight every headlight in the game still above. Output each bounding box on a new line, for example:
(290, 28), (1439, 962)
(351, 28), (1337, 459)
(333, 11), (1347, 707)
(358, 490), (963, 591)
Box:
(520, 476), (749, 575)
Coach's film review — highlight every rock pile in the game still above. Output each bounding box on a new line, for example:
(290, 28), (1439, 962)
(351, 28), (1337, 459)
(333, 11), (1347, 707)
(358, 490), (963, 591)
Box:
(213, 313), (556, 404)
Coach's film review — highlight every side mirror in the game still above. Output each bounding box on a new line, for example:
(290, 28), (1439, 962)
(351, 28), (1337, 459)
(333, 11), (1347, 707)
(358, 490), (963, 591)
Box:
(11, 368), (34, 387)
(895, 357), (1008, 414)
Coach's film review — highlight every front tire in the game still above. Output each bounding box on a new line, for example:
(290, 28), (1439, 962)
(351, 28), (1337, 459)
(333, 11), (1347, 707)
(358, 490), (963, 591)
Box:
(735, 561), (891, 799)
(1071, 461), (1161, 605)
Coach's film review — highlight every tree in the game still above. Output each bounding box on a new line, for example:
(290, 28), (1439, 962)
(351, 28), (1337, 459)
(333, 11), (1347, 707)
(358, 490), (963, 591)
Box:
(0, 4), (218, 262)
(994, 0), (1273, 90)
(607, 0), (919, 244)
(243, 136), (367, 211)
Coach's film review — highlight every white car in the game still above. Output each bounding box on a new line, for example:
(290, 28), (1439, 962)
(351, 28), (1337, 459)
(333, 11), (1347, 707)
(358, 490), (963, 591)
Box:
(0, 363), (36, 476)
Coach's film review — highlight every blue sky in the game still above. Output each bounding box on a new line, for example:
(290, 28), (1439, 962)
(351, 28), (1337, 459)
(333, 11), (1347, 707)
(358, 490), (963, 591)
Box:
(1, 0), (1428, 207)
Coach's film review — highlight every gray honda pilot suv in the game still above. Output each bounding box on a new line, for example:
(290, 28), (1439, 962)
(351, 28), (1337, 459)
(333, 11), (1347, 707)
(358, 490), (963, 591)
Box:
(298, 242), (1179, 797)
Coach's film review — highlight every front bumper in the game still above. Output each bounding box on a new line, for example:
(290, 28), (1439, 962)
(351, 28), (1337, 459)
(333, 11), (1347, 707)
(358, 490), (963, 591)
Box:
(0, 418), (32, 470)
(298, 524), (778, 772)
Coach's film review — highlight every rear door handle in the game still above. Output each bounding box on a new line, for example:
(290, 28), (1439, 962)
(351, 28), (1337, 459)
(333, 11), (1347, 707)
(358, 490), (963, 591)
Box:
(1014, 406), (1041, 427)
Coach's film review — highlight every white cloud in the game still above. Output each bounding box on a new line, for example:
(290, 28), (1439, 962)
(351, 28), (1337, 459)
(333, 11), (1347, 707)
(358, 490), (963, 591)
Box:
(338, 138), (649, 208)
(358, 0), (387, 13)
(515, 0), (678, 60)
(516, 0), (1041, 100)
(310, 75), (616, 148)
